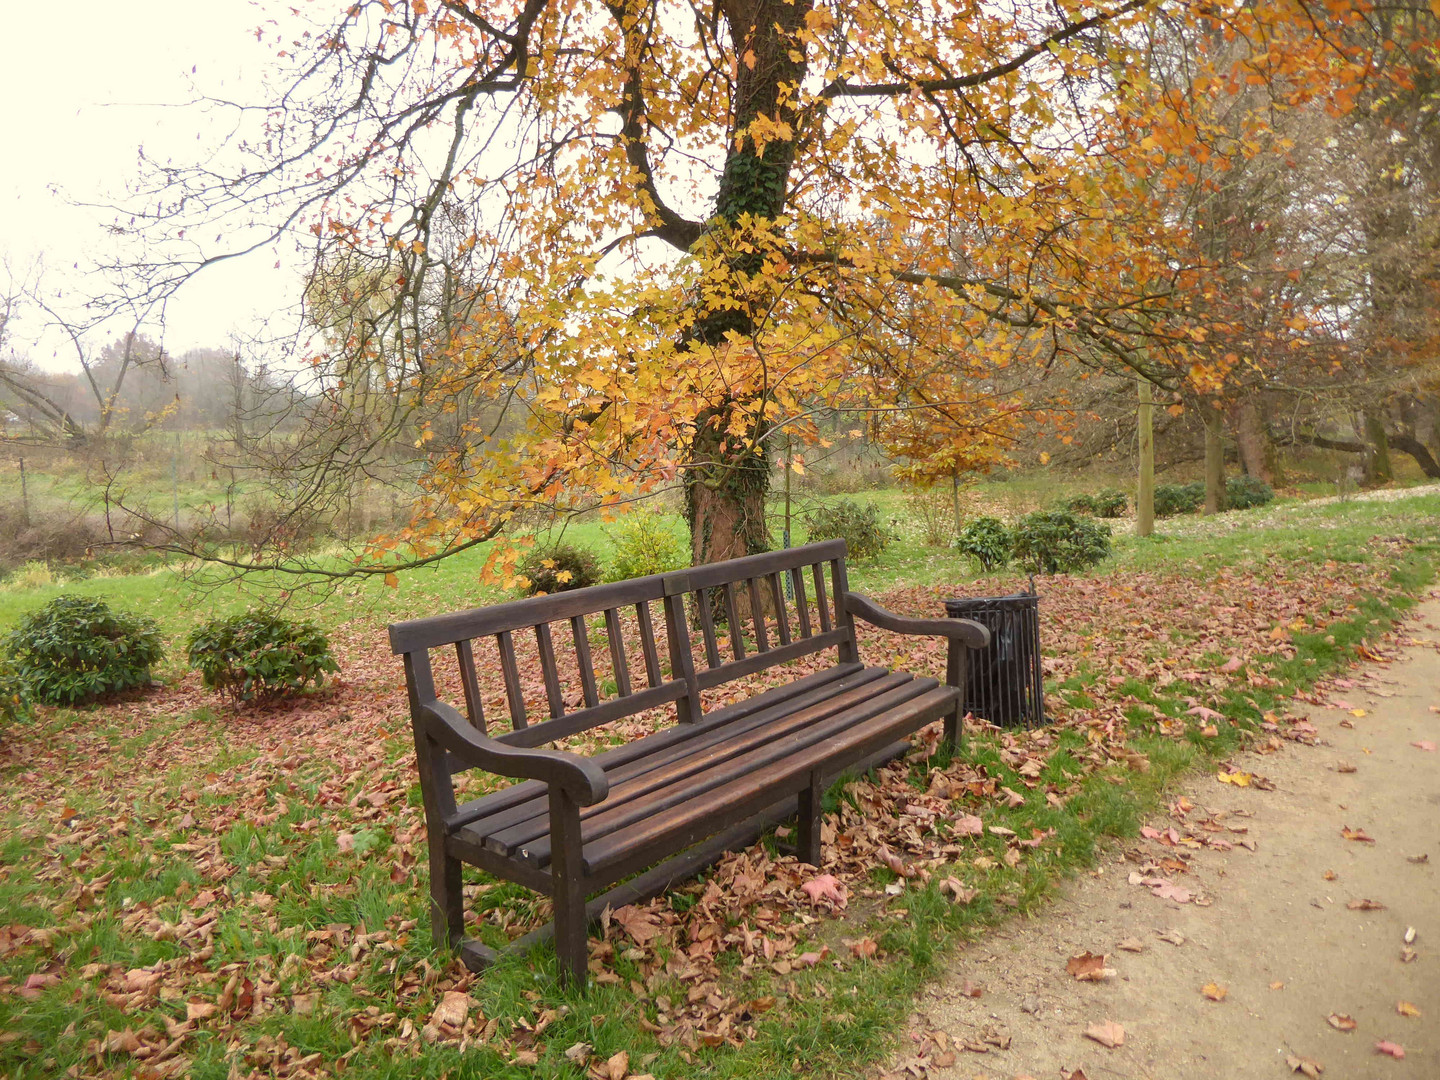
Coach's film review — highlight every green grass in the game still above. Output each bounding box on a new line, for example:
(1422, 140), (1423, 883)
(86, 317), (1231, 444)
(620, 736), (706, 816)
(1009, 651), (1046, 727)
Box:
(1, 483), (1439, 1078)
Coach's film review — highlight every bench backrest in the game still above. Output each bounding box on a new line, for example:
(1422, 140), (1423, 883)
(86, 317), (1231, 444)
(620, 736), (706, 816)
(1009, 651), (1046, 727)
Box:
(389, 539), (858, 754)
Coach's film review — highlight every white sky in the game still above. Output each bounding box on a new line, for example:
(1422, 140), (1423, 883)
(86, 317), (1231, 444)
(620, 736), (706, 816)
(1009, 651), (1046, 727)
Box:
(0, 1), (299, 367)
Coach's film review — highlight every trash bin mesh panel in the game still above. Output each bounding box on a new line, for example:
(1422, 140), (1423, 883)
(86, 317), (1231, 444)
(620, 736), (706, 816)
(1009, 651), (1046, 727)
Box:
(943, 592), (1044, 727)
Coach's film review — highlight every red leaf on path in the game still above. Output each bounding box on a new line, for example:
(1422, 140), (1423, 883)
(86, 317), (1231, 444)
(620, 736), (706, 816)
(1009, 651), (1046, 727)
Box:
(1084, 1020), (1125, 1048)
(1411, 740), (1437, 752)
(1375, 1041), (1405, 1059)
(1340, 826), (1376, 843)
(1066, 952), (1111, 980)
(1152, 881), (1193, 903)
(800, 874), (846, 908)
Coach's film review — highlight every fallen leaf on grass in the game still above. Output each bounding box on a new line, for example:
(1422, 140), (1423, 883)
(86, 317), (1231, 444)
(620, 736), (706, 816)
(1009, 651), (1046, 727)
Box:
(563, 1041), (592, 1064)
(847, 937), (878, 959)
(612, 905), (664, 945)
(951, 813), (984, 837)
(429, 990), (470, 1029)
(1396, 1001), (1421, 1017)
(603, 1050), (629, 1080)
(1084, 1020), (1124, 1048)
(938, 877), (976, 904)
(1346, 899), (1386, 911)
(1375, 1041), (1405, 1059)
(1411, 740), (1437, 752)
(1326, 1013), (1357, 1032)
(1066, 952), (1114, 981)
(800, 874), (847, 907)
(1341, 827), (1376, 843)
(1285, 1053), (1324, 1077)
(1201, 983), (1227, 1001)
(511, 1050), (539, 1066)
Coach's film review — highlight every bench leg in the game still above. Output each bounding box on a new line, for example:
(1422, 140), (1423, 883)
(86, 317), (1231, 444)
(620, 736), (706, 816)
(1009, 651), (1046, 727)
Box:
(548, 788), (589, 990)
(944, 641), (967, 753)
(427, 834), (465, 951)
(796, 769), (823, 868)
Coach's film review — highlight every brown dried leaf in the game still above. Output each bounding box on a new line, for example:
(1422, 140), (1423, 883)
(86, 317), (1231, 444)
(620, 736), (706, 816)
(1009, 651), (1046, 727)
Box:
(1346, 899), (1385, 911)
(430, 990), (470, 1029)
(1083, 1020), (1124, 1048)
(1285, 1053), (1324, 1077)
(1065, 952), (1112, 981)
(1326, 1013), (1357, 1032)
(604, 1050), (629, 1080)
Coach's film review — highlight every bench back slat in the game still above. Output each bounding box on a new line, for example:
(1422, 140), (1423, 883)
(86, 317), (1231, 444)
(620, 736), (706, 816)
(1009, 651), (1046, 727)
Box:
(790, 566), (812, 637)
(455, 639), (485, 733)
(604, 608), (632, 697)
(747, 577), (769, 652)
(635, 600), (663, 687)
(497, 630), (529, 730)
(695, 588), (722, 669)
(571, 615), (600, 709)
(769, 572), (791, 647)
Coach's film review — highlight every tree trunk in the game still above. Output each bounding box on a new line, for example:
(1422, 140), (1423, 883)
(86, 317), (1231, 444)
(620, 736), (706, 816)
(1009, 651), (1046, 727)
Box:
(1364, 412), (1392, 483)
(1203, 403), (1226, 515)
(1232, 399), (1273, 485)
(685, 410), (771, 565)
(1136, 378), (1154, 537)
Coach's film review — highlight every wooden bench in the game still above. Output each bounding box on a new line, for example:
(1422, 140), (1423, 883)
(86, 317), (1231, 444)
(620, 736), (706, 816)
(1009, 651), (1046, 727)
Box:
(389, 539), (989, 988)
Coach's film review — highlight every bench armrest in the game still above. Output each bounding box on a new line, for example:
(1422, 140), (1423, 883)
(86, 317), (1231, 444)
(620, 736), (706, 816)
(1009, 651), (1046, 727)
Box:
(844, 592), (992, 650)
(419, 700), (610, 806)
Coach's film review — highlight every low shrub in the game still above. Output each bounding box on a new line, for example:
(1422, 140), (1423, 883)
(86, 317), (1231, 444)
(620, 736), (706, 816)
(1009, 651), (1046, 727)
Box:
(0, 655), (32, 730)
(1092, 489), (1128, 518)
(518, 542), (603, 595)
(806, 499), (891, 559)
(1153, 481), (1206, 517)
(904, 486), (956, 547)
(954, 516), (1012, 572)
(187, 611), (339, 701)
(1065, 493), (1098, 515)
(606, 513), (688, 581)
(1010, 509), (1112, 574)
(1226, 475), (1275, 510)
(6, 595), (164, 706)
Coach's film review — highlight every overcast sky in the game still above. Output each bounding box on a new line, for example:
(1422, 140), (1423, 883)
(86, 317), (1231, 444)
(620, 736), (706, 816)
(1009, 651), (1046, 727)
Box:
(1, 1), (299, 366)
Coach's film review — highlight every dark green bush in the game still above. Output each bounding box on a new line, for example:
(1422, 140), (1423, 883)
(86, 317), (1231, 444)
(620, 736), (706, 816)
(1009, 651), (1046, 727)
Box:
(1092, 489), (1128, 518)
(0, 655), (32, 729)
(1153, 481), (1206, 517)
(6, 595), (164, 706)
(807, 499), (891, 559)
(518, 542), (603, 595)
(186, 611), (339, 702)
(1010, 509), (1112, 574)
(1226, 475), (1275, 510)
(606, 513), (688, 581)
(954, 516), (1012, 571)
(1065, 493), (1098, 515)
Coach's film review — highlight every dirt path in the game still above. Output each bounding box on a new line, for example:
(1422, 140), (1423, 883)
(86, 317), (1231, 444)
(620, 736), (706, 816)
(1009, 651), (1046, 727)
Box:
(891, 593), (1440, 1080)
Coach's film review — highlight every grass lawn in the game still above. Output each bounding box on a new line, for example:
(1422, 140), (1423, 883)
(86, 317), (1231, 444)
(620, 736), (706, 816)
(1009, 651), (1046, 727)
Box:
(0, 492), (1437, 1079)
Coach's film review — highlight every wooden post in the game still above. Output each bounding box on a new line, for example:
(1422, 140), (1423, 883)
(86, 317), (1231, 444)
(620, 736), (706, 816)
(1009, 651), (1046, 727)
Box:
(18, 456), (29, 527)
(1203, 402), (1225, 516)
(1136, 379), (1154, 537)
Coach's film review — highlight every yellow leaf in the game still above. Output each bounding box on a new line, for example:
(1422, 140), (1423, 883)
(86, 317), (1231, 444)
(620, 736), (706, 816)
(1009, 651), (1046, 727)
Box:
(1397, 1000), (1421, 1017)
(1216, 771), (1250, 786)
(1039, 451), (1051, 464)
(1350, 708), (1367, 718)
(1201, 983), (1228, 1001)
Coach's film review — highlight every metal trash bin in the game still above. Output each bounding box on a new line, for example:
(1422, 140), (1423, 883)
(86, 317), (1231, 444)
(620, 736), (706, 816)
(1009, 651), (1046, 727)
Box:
(943, 583), (1045, 727)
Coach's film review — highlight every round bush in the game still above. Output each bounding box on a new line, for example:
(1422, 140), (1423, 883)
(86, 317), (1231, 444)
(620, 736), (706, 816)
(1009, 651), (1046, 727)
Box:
(954, 516), (1012, 572)
(1092, 489), (1128, 518)
(806, 499), (891, 560)
(606, 513), (688, 581)
(1010, 509), (1112, 574)
(187, 611), (339, 701)
(6, 595), (165, 706)
(0, 655), (33, 730)
(1065, 493), (1098, 515)
(1225, 475), (1275, 510)
(518, 542), (603, 595)
(1153, 481), (1205, 517)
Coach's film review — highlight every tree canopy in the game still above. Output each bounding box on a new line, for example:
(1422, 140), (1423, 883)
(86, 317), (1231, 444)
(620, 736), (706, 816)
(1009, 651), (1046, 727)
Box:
(109, 0), (1439, 578)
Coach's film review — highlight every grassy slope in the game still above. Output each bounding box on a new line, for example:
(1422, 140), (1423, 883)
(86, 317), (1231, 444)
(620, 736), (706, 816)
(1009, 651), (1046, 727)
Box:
(0, 494), (1437, 1079)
